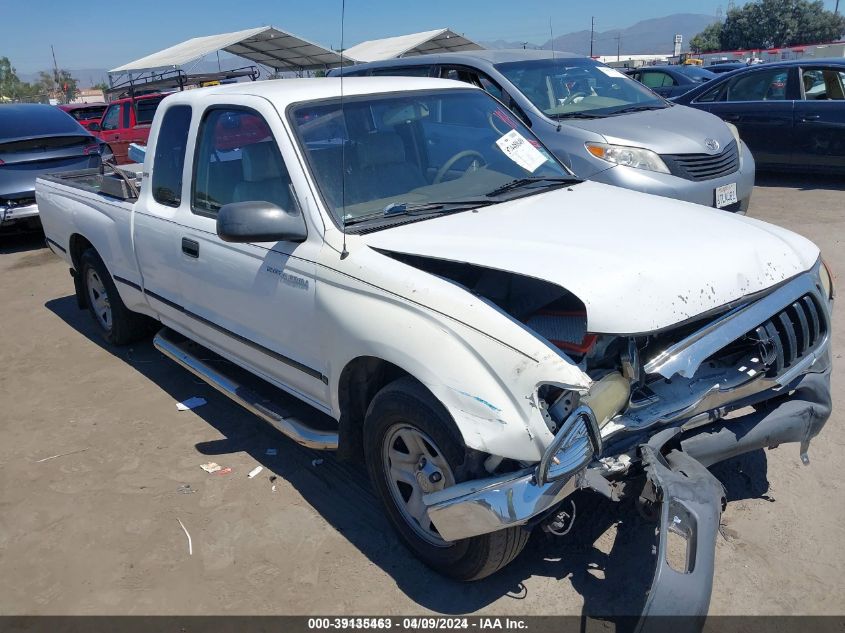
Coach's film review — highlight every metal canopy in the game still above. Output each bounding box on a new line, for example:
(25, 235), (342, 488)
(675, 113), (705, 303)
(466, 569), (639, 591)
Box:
(110, 26), (344, 73)
(344, 28), (483, 63)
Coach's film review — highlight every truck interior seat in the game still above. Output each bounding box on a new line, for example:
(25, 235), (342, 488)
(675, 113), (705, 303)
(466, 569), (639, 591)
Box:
(351, 132), (426, 202)
(233, 142), (292, 210)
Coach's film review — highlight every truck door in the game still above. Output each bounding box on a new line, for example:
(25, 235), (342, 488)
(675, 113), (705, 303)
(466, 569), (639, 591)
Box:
(793, 66), (845, 170)
(99, 102), (129, 163)
(175, 100), (328, 407)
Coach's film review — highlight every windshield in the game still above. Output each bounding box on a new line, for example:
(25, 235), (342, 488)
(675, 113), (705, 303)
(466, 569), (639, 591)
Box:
(290, 88), (574, 226)
(69, 106), (106, 121)
(676, 66), (716, 81)
(495, 58), (666, 118)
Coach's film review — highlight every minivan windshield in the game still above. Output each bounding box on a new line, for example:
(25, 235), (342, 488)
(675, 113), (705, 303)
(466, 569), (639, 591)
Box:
(495, 58), (667, 119)
(290, 88), (576, 228)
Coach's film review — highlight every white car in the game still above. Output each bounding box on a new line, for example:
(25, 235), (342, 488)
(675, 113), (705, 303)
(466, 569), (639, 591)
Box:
(35, 77), (833, 620)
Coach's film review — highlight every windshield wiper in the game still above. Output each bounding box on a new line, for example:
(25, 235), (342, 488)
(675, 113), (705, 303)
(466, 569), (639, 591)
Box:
(485, 176), (581, 198)
(343, 199), (495, 227)
(608, 104), (669, 115)
(553, 111), (605, 119)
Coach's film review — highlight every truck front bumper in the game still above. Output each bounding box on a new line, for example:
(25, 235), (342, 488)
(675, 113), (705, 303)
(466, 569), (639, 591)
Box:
(423, 366), (831, 620)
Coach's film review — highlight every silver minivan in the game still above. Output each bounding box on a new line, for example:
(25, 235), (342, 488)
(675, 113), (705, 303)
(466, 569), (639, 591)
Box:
(332, 49), (755, 213)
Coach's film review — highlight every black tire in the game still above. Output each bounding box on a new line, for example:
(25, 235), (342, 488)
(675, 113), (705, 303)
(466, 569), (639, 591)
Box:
(364, 376), (530, 581)
(79, 248), (150, 345)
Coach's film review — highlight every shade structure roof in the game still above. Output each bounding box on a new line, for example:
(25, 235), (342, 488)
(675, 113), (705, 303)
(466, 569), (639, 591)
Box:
(344, 28), (483, 63)
(110, 26), (344, 73)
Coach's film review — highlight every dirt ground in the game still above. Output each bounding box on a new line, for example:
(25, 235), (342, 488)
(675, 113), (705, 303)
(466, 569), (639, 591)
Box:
(0, 174), (843, 617)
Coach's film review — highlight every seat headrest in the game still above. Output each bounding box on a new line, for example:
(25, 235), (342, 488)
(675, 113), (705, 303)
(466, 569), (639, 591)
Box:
(357, 133), (406, 170)
(242, 142), (284, 182)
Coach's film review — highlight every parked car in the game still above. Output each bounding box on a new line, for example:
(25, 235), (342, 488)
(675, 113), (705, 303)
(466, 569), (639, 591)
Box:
(625, 65), (716, 98)
(1, 104), (105, 231)
(673, 58), (845, 172)
(57, 103), (108, 131)
(707, 62), (748, 74)
(331, 50), (754, 213)
(89, 93), (166, 164)
(37, 78), (832, 620)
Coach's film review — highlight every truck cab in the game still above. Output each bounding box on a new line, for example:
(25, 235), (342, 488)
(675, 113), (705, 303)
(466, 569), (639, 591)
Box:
(90, 93), (165, 164)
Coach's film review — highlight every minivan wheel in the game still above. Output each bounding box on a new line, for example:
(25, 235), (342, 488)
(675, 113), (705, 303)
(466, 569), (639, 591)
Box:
(364, 376), (530, 581)
(79, 248), (150, 345)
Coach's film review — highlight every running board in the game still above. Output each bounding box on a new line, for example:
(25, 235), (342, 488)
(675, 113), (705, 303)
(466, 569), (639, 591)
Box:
(153, 328), (338, 450)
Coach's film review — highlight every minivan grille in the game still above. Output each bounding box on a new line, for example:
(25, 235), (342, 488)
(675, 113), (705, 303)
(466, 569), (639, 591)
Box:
(662, 141), (739, 182)
(750, 294), (826, 377)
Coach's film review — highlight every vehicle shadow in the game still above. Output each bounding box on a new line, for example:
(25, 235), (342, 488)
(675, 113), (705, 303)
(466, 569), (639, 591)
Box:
(755, 171), (845, 192)
(0, 230), (46, 255)
(44, 293), (772, 624)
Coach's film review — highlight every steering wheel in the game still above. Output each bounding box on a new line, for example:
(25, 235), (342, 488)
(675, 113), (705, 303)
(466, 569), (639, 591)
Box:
(563, 91), (589, 105)
(434, 150), (488, 184)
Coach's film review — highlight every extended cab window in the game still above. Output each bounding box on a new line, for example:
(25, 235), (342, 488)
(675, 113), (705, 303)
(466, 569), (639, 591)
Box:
(152, 105), (192, 207)
(122, 103), (131, 128)
(136, 97), (164, 124)
(101, 104), (120, 131)
(192, 108), (294, 216)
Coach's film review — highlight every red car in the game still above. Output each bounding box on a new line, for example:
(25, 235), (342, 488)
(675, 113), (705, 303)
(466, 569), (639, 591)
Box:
(89, 93), (166, 164)
(57, 103), (108, 131)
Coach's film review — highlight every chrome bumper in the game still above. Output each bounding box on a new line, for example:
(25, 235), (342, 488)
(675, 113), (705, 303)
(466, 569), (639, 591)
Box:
(0, 202), (39, 225)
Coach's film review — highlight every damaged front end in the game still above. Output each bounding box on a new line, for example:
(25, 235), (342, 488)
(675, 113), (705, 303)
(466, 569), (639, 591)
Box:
(422, 260), (833, 621)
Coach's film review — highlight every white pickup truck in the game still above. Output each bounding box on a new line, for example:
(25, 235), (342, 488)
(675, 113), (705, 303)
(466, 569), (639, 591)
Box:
(37, 77), (833, 620)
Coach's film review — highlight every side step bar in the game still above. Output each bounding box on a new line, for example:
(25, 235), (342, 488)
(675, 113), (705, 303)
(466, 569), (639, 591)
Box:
(153, 328), (339, 450)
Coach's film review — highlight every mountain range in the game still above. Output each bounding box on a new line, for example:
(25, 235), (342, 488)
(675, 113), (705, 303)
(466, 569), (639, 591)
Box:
(481, 13), (718, 56)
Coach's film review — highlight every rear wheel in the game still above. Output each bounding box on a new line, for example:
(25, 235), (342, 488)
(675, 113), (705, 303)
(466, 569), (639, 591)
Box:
(364, 377), (530, 580)
(79, 248), (150, 345)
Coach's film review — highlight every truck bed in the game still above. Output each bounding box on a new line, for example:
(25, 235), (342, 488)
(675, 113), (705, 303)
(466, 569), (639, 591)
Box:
(37, 165), (143, 203)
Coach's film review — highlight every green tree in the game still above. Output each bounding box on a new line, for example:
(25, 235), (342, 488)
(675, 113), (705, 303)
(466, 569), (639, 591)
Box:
(0, 56), (22, 100)
(690, 22), (723, 53)
(720, 0), (845, 50)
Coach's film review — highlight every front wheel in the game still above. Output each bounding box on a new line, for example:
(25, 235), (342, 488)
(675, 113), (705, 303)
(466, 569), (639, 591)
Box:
(364, 377), (529, 581)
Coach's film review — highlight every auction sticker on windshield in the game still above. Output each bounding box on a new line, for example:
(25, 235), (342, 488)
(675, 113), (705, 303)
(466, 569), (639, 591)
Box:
(715, 182), (738, 209)
(495, 130), (547, 172)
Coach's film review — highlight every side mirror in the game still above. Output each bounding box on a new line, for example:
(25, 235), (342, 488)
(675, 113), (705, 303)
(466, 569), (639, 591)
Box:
(89, 122), (101, 131)
(216, 201), (307, 243)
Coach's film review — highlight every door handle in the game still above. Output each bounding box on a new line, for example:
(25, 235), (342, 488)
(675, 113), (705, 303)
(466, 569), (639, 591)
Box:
(722, 114), (741, 122)
(800, 114), (820, 122)
(181, 238), (199, 258)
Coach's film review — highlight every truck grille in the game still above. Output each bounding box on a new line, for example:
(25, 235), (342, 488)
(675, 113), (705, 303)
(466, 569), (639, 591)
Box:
(751, 294), (827, 377)
(662, 141), (739, 182)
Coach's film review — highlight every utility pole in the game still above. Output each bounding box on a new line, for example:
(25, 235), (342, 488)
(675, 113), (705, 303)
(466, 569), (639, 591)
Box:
(835, 0), (840, 15)
(51, 45), (60, 100)
(615, 34), (622, 61)
(590, 16), (596, 57)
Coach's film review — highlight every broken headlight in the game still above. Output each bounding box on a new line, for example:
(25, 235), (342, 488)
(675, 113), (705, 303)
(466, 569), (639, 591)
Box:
(585, 142), (670, 174)
(537, 404), (600, 485)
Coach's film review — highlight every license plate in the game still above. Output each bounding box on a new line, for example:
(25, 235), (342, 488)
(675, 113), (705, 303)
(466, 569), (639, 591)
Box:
(715, 182), (738, 209)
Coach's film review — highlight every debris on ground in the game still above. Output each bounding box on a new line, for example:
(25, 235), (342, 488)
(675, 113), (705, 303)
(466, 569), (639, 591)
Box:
(176, 397), (207, 411)
(176, 517), (192, 556)
(265, 448), (278, 456)
(200, 462), (222, 474)
(215, 467), (233, 476)
(177, 484), (195, 494)
(312, 459), (323, 467)
(248, 466), (263, 479)
(35, 448), (88, 463)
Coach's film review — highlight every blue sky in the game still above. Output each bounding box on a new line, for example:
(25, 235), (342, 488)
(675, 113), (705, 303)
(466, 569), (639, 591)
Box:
(2, 0), (841, 73)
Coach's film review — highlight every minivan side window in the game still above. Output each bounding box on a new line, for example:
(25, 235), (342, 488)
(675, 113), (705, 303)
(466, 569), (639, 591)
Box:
(192, 108), (294, 217)
(101, 104), (120, 131)
(151, 105), (192, 207)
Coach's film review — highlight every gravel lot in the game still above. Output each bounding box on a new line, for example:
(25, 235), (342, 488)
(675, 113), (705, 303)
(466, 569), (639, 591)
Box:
(1, 174), (842, 617)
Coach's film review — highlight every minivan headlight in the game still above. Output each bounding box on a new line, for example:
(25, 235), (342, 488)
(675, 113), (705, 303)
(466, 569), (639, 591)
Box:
(725, 121), (743, 158)
(585, 142), (670, 174)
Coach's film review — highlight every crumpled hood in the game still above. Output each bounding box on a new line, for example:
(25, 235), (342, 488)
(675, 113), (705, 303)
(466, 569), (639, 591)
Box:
(564, 104), (734, 155)
(362, 181), (819, 334)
